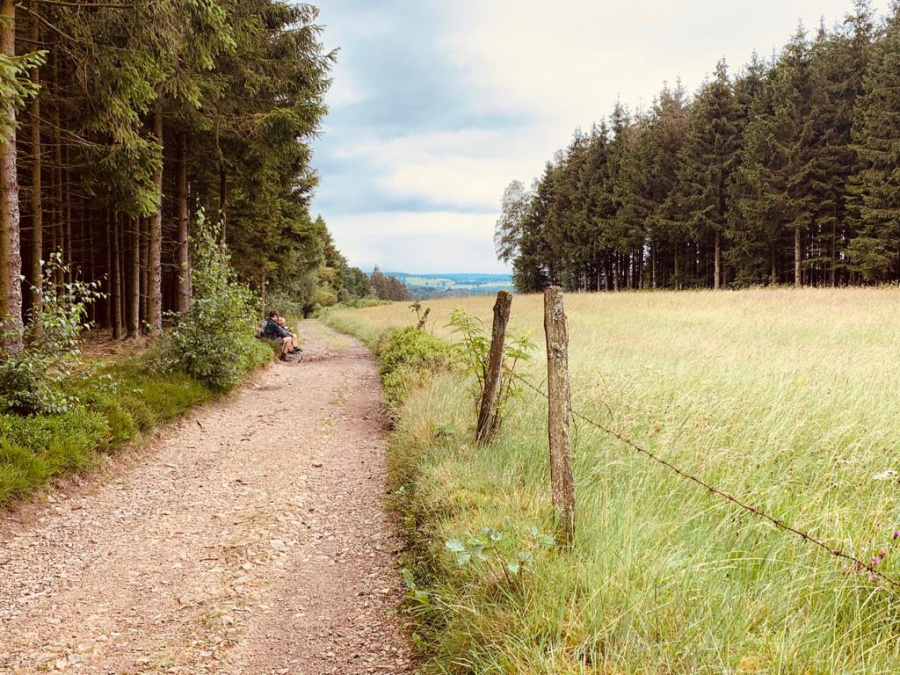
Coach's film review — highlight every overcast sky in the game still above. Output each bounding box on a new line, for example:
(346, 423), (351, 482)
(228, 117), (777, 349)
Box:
(310, 0), (887, 275)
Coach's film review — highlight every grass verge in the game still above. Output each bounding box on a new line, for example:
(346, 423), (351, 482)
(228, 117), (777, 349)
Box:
(0, 341), (276, 509)
(326, 291), (900, 674)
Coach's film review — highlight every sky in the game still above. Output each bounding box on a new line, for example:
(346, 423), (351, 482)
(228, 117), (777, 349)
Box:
(310, 0), (887, 275)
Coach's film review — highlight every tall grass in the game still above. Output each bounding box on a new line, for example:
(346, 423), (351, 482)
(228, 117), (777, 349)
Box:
(327, 289), (900, 674)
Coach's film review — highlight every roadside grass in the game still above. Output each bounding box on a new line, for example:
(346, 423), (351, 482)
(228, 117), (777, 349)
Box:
(326, 289), (900, 674)
(0, 345), (276, 509)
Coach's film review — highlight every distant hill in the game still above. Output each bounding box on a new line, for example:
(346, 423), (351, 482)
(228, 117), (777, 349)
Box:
(385, 272), (513, 300)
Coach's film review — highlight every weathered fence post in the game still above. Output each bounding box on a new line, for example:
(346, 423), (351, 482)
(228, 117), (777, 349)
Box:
(544, 286), (575, 547)
(476, 290), (513, 444)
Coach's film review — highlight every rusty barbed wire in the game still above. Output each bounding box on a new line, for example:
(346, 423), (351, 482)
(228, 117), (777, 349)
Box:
(506, 369), (900, 590)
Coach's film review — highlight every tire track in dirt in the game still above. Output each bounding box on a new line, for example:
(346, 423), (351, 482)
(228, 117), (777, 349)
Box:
(0, 322), (416, 674)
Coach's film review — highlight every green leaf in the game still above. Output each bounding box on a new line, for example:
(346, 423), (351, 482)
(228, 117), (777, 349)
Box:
(445, 539), (466, 553)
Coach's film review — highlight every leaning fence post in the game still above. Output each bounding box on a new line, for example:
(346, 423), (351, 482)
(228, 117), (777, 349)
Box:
(544, 286), (575, 547)
(476, 290), (513, 445)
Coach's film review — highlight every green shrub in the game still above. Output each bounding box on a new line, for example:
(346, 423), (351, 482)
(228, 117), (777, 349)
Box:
(377, 327), (454, 412)
(156, 218), (272, 391)
(0, 253), (103, 415)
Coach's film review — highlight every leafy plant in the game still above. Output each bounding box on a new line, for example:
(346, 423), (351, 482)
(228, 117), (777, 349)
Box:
(155, 214), (272, 391)
(446, 308), (536, 432)
(445, 525), (555, 585)
(377, 326), (453, 413)
(0, 253), (104, 415)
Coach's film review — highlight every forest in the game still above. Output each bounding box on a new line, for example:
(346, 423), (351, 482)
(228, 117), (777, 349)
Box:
(0, 0), (370, 357)
(496, 0), (900, 293)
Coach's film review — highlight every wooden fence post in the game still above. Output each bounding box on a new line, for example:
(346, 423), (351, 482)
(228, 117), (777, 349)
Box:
(476, 290), (513, 445)
(544, 286), (575, 547)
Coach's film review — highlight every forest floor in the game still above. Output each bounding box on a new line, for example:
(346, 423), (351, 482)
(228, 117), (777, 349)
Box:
(0, 322), (416, 675)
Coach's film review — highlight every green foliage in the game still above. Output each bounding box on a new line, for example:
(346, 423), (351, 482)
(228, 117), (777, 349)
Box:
(0, 47), (45, 140)
(0, 254), (103, 415)
(371, 266), (412, 301)
(848, 3), (900, 281)
(0, 359), (215, 508)
(500, 1), (896, 290)
(0, 410), (109, 504)
(445, 525), (554, 578)
(447, 308), (536, 431)
(157, 218), (271, 391)
(377, 327), (454, 414)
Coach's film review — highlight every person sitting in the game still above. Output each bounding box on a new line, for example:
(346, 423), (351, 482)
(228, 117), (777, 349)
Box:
(263, 311), (301, 361)
(275, 315), (302, 349)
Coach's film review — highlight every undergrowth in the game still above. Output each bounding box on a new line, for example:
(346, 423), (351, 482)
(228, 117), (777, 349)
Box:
(0, 358), (216, 507)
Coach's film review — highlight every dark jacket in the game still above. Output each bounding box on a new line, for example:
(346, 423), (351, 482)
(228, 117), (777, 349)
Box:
(263, 318), (290, 339)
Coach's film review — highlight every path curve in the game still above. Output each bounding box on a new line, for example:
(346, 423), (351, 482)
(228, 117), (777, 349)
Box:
(0, 322), (416, 674)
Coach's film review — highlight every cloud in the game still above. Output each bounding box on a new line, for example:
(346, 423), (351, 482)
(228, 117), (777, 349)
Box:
(326, 211), (505, 274)
(326, 129), (543, 211)
(312, 0), (889, 274)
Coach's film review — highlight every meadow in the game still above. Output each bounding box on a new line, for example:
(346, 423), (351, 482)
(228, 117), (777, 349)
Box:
(325, 288), (900, 674)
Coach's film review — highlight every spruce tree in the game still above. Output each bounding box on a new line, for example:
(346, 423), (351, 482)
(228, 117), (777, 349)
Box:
(848, 1), (900, 282)
(670, 61), (741, 289)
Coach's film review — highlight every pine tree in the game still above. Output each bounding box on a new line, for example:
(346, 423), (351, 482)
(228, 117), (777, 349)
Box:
(670, 61), (741, 288)
(738, 28), (817, 287)
(848, 1), (900, 282)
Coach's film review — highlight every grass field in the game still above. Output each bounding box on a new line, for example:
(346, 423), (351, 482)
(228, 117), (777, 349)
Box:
(326, 288), (900, 674)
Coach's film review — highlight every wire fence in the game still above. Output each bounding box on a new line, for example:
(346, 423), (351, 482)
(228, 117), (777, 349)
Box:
(506, 369), (900, 590)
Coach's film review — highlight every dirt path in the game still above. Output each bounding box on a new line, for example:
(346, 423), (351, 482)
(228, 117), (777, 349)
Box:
(0, 322), (416, 675)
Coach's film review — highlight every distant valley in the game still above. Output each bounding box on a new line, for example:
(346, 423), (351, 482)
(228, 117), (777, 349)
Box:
(386, 272), (513, 299)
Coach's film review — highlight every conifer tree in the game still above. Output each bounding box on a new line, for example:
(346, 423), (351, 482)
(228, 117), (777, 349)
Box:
(669, 62), (741, 288)
(848, 1), (900, 281)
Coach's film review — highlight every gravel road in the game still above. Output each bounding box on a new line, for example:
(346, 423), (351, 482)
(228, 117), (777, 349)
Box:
(0, 322), (416, 674)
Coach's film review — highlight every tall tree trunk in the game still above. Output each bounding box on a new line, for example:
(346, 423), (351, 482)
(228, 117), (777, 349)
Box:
(140, 216), (148, 326)
(29, 14), (42, 320)
(794, 228), (802, 288)
(52, 48), (64, 289)
(714, 230), (721, 290)
(830, 216), (837, 288)
(106, 211), (122, 340)
(85, 197), (95, 323)
(218, 160), (227, 244)
(674, 247), (681, 291)
(176, 132), (191, 313)
(63, 127), (72, 284)
(770, 247), (777, 286)
(110, 211), (122, 339)
(0, 0), (23, 354)
(127, 217), (140, 338)
(118, 212), (126, 333)
(104, 209), (111, 328)
(147, 104), (163, 333)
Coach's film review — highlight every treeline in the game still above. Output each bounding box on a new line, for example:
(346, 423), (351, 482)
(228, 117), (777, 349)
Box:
(370, 266), (411, 302)
(0, 0), (359, 355)
(496, 1), (900, 292)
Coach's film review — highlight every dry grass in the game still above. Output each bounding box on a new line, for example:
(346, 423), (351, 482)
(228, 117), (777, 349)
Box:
(327, 288), (900, 674)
